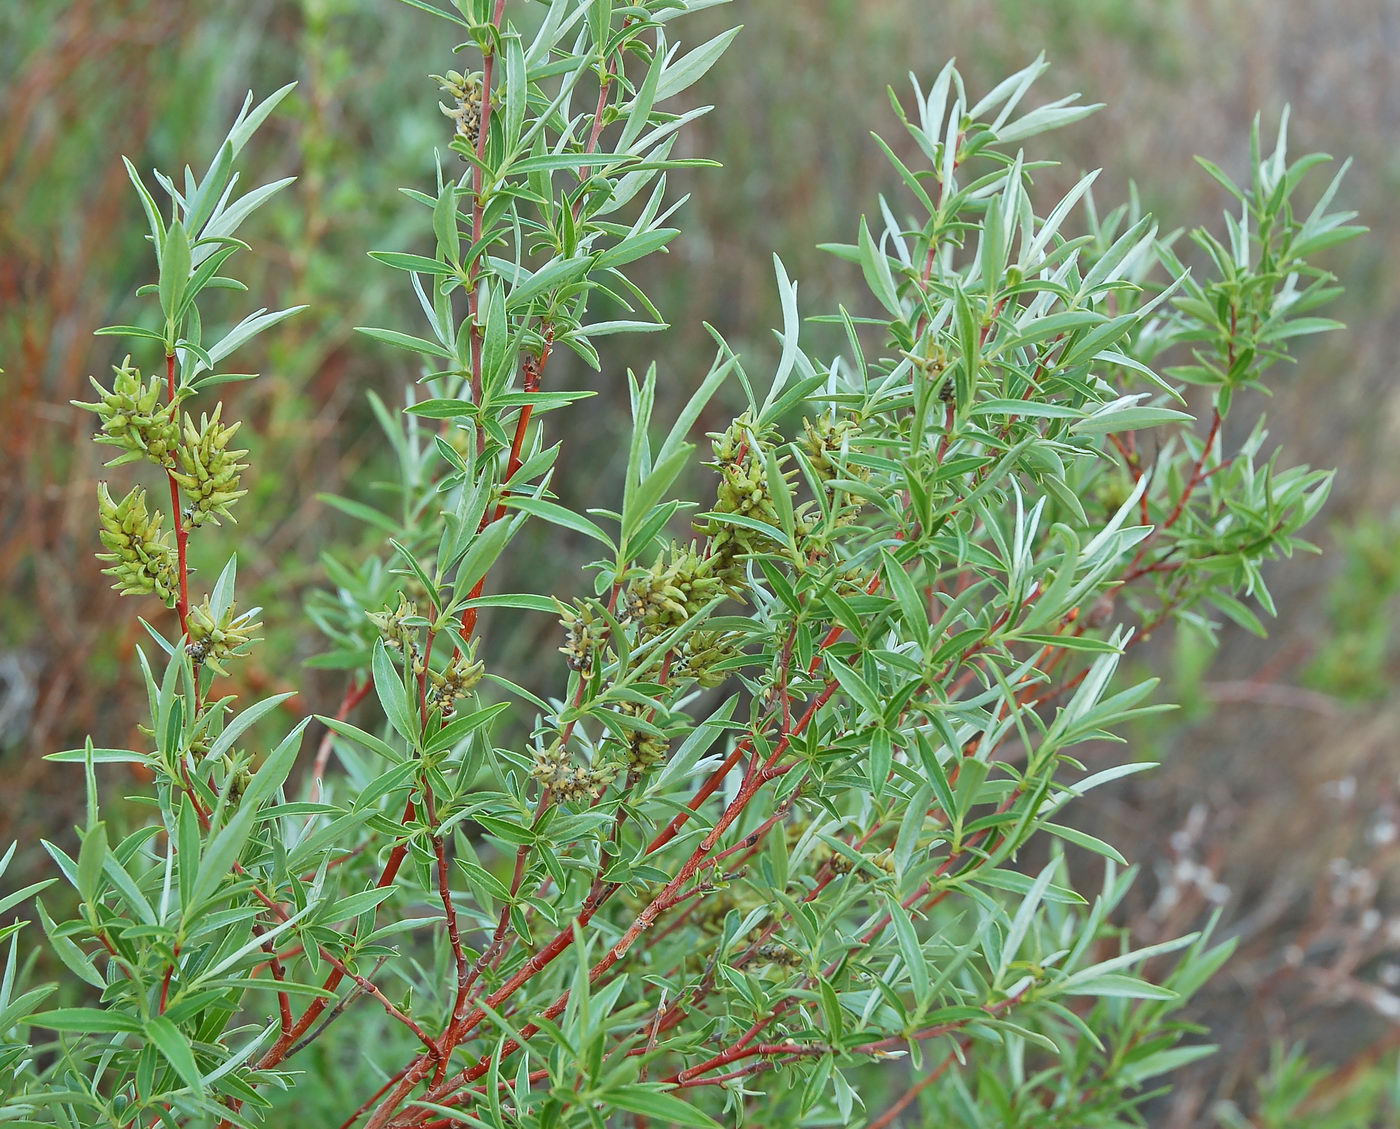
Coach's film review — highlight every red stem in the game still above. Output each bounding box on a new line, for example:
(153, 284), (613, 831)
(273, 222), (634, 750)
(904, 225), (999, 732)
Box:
(1162, 406), (1222, 531)
(164, 352), (190, 639)
(866, 1042), (964, 1129)
(157, 948), (177, 1014)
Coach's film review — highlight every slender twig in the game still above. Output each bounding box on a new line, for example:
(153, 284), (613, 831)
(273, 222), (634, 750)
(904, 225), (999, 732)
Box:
(287, 954), (392, 1059)
(866, 1041), (966, 1129)
(163, 352), (191, 641)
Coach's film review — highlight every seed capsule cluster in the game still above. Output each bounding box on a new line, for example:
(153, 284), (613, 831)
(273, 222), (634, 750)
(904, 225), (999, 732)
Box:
(528, 740), (617, 803)
(173, 405), (248, 528)
(676, 629), (744, 689)
(557, 598), (607, 676)
(96, 484), (179, 606)
(611, 699), (669, 774)
(625, 542), (724, 638)
(753, 942), (804, 969)
(436, 70), (484, 151)
(368, 595), (421, 653)
(828, 846), (896, 880)
(537, 409), (873, 804)
(697, 412), (795, 586)
(75, 356), (182, 468)
(423, 650), (485, 717)
(692, 884), (766, 938)
(369, 597), (486, 718)
(187, 599), (262, 673)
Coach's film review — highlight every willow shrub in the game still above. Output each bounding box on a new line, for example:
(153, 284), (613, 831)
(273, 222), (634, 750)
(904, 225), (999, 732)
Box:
(0, 0), (1363, 1125)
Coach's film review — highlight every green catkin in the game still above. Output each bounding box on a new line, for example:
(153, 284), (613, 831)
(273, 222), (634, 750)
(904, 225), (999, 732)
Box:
(172, 404), (248, 527)
(95, 483), (179, 606)
(435, 69), (483, 151)
(624, 541), (725, 638)
(528, 739), (617, 803)
(74, 356), (183, 468)
(697, 412), (796, 586)
(186, 599), (261, 672)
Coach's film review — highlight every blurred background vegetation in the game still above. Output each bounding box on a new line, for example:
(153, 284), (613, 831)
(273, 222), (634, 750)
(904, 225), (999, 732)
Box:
(3, 0), (1399, 1123)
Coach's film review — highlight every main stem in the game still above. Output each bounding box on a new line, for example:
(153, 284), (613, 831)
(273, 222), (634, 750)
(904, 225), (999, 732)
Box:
(164, 352), (190, 639)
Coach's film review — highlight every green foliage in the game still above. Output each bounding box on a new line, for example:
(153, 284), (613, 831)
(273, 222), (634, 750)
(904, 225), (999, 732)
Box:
(3, 2), (1362, 1127)
(95, 483), (180, 606)
(1307, 514), (1400, 701)
(1215, 1044), (1400, 1129)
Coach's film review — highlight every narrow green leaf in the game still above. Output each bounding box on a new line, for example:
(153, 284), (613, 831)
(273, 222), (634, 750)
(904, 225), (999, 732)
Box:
(503, 496), (615, 548)
(145, 1015), (204, 1092)
(373, 641), (418, 746)
(159, 220), (192, 324)
(654, 26), (741, 102)
(368, 250), (456, 276)
(26, 1007), (142, 1034)
(356, 326), (455, 360)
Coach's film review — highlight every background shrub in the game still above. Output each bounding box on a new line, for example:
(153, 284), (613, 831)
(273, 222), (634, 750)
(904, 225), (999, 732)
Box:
(2, 2), (1388, 1129)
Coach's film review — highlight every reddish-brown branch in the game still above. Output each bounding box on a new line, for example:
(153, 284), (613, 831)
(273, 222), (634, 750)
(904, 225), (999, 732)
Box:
(670, 984), (1024, 1100)
(411, 679), (839, 1113)
(576, 80), (612, 191)
(427, 796), (466, 1020)
(157, 945), (177, 1015)
(464, 0), (507, 413)
(309, 677), (372, 804)
(866, 1041), (965, 1129)
(455, 15), (613, 647)
(808, 569), (885, 675)
(457, 314), (551, 644)
(338, 1065), (413, 1129)
(402, 509), (1087, 1121)
(164, 352), (190, 640)
(1162, 405), (1222, 531)
(651, 576), (871, 858)
(267, 945), (293, 1036)
(256, 792), (418, 1070)
(247, 880), (439, 1062)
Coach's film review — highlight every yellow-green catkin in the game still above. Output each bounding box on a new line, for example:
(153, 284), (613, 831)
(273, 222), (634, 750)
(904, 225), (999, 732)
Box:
(435, 70), (483, 151)
(424, 649), (485, 717)
(676, 629), (744, 689)
(697, 412), (795, 586)
(173, 404), (248, 527)
(557, 598), (608, 677)
(796, 412), (867, 546)
(187, 599), (262, 672)
(95, 483), (178, 606)
(800, 412), (863, 486)
(74, 356), (182, 468)
(611, 699), (669, 774)
(624, 541), (724, 638)
(528, 740), (617, 803)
